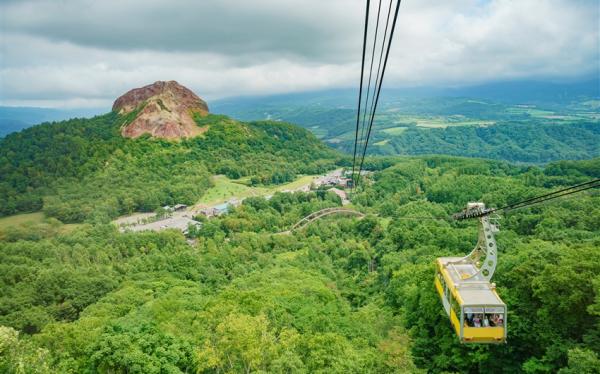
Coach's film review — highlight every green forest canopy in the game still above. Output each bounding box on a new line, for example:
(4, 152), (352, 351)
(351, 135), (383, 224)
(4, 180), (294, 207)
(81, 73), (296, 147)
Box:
(1, 155), (599, 373)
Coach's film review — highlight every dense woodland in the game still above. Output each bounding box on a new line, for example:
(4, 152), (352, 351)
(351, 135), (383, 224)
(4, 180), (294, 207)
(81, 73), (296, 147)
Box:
(358, 121), (600, 163)
(0, 113), (339, 222)
(215, 95), (600, 163)
(1, 150), (599, 372)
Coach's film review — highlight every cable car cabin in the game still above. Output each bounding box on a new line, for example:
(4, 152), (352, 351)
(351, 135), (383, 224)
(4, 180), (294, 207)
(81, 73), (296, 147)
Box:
(435, 203), (507, 344)
(435, 258), (506, 343)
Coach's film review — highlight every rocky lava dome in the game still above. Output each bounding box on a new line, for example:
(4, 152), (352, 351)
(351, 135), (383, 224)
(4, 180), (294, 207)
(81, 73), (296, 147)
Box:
(113, 80), (209, 139)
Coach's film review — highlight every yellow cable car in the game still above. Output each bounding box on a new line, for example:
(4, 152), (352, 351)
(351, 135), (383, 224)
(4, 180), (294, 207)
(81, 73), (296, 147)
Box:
(435, 203), (507, 344)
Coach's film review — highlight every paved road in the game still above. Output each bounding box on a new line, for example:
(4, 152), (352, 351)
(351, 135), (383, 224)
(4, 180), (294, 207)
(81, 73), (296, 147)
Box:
(120, 215), (200, 233)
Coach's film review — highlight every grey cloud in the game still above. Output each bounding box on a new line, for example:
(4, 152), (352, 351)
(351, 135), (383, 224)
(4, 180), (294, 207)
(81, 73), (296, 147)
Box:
(0, 0), (598, 107)
(1, 0), (360, 63)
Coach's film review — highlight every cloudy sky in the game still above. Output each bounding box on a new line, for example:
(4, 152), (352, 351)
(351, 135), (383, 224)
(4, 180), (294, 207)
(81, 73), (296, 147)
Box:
(0, 0), (598, 108)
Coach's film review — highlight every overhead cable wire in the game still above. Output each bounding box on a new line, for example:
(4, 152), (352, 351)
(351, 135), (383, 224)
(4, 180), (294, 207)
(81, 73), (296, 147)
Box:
(390, 180), (599, 222)
(490, 178), (600, 213)
(356, 0), (402, 187)
(351, 0), (371, 192)
(358, 0), (383, 168)
(453, 179), (600, 220)
(364, 0), (394, 139)
(495, 181), (600, 214)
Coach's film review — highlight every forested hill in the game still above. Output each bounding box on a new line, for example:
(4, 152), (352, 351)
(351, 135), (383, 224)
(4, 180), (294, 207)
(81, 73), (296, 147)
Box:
(0, 112), (340, 222)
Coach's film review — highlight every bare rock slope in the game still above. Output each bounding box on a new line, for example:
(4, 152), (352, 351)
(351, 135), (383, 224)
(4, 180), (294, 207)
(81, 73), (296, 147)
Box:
(113, 81), (209, 139)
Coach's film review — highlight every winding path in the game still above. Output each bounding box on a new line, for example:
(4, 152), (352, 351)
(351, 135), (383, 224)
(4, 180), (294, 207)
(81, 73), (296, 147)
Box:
(281, 207), (365, 234)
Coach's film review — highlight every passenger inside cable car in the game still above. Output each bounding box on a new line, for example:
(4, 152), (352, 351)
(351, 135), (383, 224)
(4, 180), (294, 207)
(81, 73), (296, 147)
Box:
(464, 312), (504, 327)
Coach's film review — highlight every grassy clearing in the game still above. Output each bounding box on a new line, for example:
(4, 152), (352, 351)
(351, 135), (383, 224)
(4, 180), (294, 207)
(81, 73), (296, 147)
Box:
(0, 212), (45, 227)
(0, 212), (82, 234)
(374, 139), (390, 146)
(272, 175), (316, 191)
(197, 176), (264, 205)
(581, 100), (600, 109)
(540, 115), (581, 120)
(414, 119), (495, 128)
(506, 106), (555, 117)
(308, 127), (328, 139)
(196, 174), (320, 206)
(389, 115), (494, 129)
(381, 127), (407, 135)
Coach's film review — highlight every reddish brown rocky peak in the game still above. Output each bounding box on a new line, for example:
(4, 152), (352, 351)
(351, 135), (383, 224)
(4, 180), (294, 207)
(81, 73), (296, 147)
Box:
(113, 80), (209, 139)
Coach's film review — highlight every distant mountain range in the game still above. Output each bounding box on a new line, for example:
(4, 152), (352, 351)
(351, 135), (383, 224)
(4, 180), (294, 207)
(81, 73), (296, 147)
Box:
(3, 79), (597, 138)
(0, 106), (106, 137)
(212, 78), (600, 114)
(209, 78), (600, 164)
(2, 78), (598, 164)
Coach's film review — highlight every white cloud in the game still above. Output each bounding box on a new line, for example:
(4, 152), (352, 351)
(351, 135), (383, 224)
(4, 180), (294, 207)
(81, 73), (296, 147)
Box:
(0, 0), (598, 108)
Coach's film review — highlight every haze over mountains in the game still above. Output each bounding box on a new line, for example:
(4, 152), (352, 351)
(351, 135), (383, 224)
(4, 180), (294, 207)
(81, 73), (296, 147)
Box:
(213, 78), (600, 110)
(0, 107), (103, 137)
(214, 79), (600, 163)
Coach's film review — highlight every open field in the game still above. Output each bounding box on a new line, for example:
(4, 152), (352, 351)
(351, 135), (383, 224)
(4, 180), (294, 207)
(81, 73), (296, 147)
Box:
(197, 175), (263, 205)
(506, 107), (554, 117)
(415, 120), (496, 128)
(0, 212), (82, 234)
(0, 212), (45, 227)
(309, 126), (328, 138)
(272, 175), (316, 191)
(409, 117), (495, 128)
(381, 127), (406, 135)
(196, 174), (320, 207)
(506, 106), (596, 121)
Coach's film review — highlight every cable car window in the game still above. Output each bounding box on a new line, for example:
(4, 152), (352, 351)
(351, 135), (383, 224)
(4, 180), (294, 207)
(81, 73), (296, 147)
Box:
(449, 293), (460, 317)
(464, 307), (504, 327)
(436, 271), (445, 286)
(436, 271), (449, 297)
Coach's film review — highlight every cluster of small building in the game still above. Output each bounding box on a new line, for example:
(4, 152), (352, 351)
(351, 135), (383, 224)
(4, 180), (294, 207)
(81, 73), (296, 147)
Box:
(315, 170), (352, 188)
(197, 198), (241, 218)
(195, 172), (354, 219)
(162, 204), (188, 212)
(314, 169), (372, 189)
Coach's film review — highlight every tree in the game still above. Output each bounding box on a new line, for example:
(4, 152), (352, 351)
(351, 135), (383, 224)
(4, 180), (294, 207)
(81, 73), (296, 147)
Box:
(558, 348), (600, 374)
(197, 313), (277, 373)
(0, 326), (51, 373)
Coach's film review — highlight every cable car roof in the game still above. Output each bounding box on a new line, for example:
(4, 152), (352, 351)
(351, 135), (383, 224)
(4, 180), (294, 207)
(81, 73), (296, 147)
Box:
(438, 257), (505, 307)
(459, 287), (504, 306)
